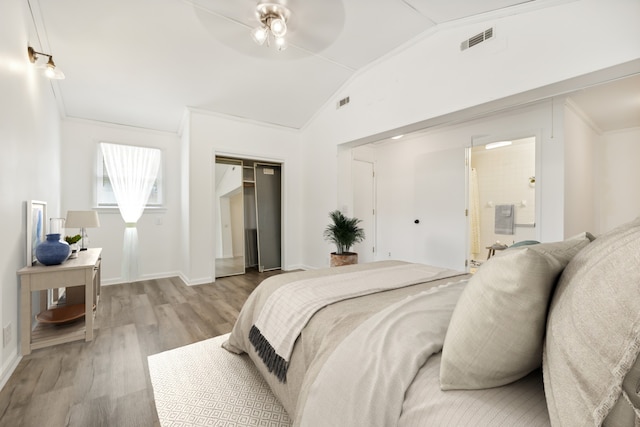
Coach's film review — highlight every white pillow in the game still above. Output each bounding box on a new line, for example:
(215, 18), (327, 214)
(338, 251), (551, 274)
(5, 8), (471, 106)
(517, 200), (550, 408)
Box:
(440, 233), (591, 390)
(544, 218), (640, 426)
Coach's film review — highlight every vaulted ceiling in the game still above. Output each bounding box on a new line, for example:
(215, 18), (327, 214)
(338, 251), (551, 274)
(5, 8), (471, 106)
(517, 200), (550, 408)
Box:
(29, 0), (639, 133)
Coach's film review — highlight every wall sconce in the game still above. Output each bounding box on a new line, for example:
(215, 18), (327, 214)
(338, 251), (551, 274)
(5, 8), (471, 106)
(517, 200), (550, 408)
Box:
(27, 46), (65, 79)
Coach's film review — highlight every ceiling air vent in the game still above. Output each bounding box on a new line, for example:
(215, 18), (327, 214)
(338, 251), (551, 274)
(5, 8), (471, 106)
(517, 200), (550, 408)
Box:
(460, 27), (494, 51)
(337, 96), (350, 109)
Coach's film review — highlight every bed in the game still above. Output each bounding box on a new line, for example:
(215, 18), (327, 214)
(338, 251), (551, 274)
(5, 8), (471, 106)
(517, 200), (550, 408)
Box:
(223, 217), (640, 426)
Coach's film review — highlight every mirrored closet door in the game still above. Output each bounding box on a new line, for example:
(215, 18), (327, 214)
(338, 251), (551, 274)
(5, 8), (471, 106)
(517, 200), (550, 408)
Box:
(215, 157), (282, 278)
(215, 158), (245, 277)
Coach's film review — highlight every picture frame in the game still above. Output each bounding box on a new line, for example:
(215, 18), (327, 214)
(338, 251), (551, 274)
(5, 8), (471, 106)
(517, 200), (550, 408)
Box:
(26, 200), (47, 266)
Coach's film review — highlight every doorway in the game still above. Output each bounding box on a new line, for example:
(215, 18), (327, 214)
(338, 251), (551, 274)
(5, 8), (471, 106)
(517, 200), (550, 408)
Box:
(468, 136), (537, 269)
(215, 157), (282, 278)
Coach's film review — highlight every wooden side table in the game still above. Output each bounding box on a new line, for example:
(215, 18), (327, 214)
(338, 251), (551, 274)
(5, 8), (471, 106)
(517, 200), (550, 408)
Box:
(17, 248), (102, 355)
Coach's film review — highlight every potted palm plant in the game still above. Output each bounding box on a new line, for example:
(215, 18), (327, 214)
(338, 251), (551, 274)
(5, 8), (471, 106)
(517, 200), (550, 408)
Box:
(324, 210), (365, 267)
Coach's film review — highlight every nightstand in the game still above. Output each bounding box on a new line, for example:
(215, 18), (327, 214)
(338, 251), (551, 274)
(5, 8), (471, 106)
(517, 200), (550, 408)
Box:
(17, 248), (102, 355)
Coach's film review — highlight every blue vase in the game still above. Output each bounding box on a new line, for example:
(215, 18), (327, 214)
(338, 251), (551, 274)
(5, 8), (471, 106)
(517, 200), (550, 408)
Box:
(35, 234), (71, 266)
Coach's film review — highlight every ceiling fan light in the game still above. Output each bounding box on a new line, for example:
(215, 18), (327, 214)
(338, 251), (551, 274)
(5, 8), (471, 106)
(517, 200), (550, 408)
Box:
(251, 26), (268, 45)
(252, 3), (290, 52)
(275, 36), (287, 51)
(270, 17), (287, 38)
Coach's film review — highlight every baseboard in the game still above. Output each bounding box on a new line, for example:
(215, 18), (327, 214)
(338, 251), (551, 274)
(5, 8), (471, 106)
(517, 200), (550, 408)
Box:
(286, 264), (312, 271)
(183, 276), (213, 286)
(101, 267), (313, 287)
(0, 349), (21, 392)
(101, 271), (184, 286)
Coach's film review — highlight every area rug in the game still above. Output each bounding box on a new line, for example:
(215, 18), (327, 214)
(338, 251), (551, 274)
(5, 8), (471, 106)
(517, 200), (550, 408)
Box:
(148, 333), (292, 427)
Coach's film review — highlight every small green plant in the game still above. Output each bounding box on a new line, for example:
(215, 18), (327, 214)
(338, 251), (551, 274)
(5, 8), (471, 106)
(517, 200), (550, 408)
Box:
(65, 234), (82, 244)
(324, 210), (365, 255)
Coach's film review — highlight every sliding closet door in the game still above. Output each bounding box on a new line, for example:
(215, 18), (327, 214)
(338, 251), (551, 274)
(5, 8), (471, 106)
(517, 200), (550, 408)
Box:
(255, 163), (281, 271)
(214, 158), (245, 278)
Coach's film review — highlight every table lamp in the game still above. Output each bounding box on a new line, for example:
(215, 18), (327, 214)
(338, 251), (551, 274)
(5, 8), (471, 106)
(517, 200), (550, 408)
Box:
(65, 210), (101, 251)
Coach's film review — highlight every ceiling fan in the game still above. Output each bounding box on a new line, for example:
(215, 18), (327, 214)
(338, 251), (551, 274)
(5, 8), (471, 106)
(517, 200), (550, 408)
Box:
(185, 0), (346, 59)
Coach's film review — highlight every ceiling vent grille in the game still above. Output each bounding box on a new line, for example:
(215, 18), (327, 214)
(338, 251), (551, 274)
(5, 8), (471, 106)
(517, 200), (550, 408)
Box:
(337, 96), (350, 109)
(460, 28), (494, 51)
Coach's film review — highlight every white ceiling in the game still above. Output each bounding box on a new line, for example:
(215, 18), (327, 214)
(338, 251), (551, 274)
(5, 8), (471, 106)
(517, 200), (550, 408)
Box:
(30, 0), (639, 133)
(566, 74), (640, 133)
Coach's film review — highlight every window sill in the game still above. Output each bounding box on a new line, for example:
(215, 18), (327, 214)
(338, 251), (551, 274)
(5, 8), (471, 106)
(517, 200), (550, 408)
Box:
(94, 206), (167, 214)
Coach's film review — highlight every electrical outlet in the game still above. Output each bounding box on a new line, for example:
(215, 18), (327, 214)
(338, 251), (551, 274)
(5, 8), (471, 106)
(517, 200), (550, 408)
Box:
(3, 324), (11, 347)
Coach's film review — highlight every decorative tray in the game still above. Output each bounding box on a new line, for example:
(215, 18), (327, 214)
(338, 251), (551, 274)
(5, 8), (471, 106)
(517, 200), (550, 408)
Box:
(35, 303), (91, 324)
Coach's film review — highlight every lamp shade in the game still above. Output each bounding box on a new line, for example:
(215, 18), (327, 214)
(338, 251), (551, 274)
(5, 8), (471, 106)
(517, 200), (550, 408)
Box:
(65, 210), (101, 228)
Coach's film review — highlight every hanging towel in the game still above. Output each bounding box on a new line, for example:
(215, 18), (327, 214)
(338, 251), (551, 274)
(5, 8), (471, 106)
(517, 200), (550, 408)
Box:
(495, 204), (515, 235)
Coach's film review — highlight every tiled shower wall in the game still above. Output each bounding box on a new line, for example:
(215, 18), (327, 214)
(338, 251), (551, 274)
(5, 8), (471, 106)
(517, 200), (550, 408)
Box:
(471, 137), (536, 261)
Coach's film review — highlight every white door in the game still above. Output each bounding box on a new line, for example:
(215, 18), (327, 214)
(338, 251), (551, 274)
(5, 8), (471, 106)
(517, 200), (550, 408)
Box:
(352, 160), (375, 263)
(413, 148), (467, 271)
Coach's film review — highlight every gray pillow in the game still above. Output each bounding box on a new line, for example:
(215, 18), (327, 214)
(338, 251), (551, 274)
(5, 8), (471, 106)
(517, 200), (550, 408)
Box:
(508, 240), (540, 248)
(543, 217), (640, 426)
(440, 232), (591, 390)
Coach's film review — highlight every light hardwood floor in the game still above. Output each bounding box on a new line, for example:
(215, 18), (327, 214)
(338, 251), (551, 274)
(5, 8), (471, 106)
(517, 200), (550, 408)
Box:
(0, 269), (285, 427)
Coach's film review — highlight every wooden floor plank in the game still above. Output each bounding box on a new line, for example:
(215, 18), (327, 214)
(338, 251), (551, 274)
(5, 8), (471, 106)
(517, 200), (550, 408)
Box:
(0, 268), (287, 426)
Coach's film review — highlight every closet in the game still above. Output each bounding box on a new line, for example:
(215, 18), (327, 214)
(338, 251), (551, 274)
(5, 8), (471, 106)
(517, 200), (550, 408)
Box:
(215, 157), (282, 278)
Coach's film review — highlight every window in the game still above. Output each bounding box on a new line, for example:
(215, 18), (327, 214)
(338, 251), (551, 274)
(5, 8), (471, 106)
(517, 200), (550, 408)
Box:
(96, 143), (163, 208)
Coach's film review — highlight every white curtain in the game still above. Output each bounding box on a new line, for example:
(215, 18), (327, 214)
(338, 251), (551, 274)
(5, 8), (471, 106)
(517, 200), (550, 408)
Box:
(100, 142), (161, 282)
(470, 168), (481, 256)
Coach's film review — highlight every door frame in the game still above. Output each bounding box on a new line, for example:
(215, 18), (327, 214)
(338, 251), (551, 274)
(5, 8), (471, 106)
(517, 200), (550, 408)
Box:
(468, 130), (542, 270)
(213, 151), (286, 279)
(352, 159), (377, 263)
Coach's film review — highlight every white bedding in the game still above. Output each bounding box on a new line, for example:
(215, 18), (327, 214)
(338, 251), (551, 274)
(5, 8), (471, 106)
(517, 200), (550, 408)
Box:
(297, 278), (550, 426)
(398, 354), (550, 427)
(224, 261), (551, 426)
(298, 280), (466, 426)
(251, 263), (461, 381)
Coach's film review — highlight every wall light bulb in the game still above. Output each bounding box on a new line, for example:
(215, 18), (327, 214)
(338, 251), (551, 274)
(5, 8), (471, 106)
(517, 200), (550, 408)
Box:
(45, 64), (56, 79)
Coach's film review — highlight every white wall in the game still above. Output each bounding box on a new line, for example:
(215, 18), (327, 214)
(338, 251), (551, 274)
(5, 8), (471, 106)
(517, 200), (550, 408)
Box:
(0, 0), (62, 386)
(299, 0), (639, 268)
(183, 110), (302, 284)
(563, 101), (598, 237)
(61, 119), (182, 284)
(309, 0), (640, 146)
(361, 102), (560, 269)
(597, 127), (640, 233)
